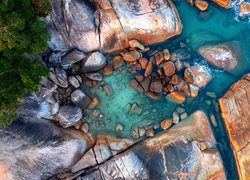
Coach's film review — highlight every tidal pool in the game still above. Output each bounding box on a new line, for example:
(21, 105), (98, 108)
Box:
(80, 1), (250, 179)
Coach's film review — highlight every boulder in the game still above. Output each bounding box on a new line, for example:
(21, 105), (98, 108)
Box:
(195, 0), (208, 11)
(139, 58), (148, 69)
(150, 79), (163, 93)
(71, 89), (91, 109)
(239, 2), (250, 17)
(46, 0), (182, 54)
(56, 105), (82, 128)
(49, 67), (69, 88)
(163, 49), (170, 60)
(140, 76), (151, 92)
(112, 55), (124, 69)
(162, 61), (175, 77)
(80, 111), (226, 179)
(199, 43), (238, 71)
(184, 65), (211, 88)
(0, 117), (93, 179)
(130, 79), (144, 93)
(122, 50), (140, 62)
(154, 51), (165, 66)
(85, 72), (103, 81)
(167, 91), (186, 104)
(68, 76), (81, 88)
(81, 52), (107, 73)
(212, 0), (230, 8)
(61, 50), (86, 66)
(219, 74), (250, 180)
(160, 118), (172, 130)
(144, 59), (153, 77)
(129, 40), (145, 50)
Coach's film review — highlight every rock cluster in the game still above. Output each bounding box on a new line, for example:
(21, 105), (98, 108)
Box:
(126, 40), (212, 103)
(47, 0), (182, 54)
(77, 111), (226, 179)
(219, 74), (250, 180)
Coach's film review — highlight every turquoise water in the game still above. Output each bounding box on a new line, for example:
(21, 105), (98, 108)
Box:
(81, 1), (250, 179)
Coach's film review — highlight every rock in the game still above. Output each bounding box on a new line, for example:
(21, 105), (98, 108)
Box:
(219, 74), (250, 179)
(129, 103), (143, 114)
(68, 76), (81, 88)
(122, 50), (140, 62)
(184, 65), (211, 88)
(71, 89), (91, 109)
(131, 129), (140, 139)
(162, 61), (175, 77)
(146, 129), (155, 137)
(210, 113), (217, 128)
(195, 0), (208, 11)
(199, 43), (238, 71)
(144, 59), (153, 77)
(0, 117), (94, 179)
(163, 49), (170, 60)
(48, 51), (64, 64)
(55, 105), (82, 128)
(180, 112), (188, 120)
(47, 97), (59, 115)
(167, 91), (186, 104)
(129, 40), (145, 50)
(150, 79), (163, 93)
(175, 60), (183, 71)
(140, 76), (151, 92)
(160, 119), (172, 130)
(176, 107), (185, 114)
(206, 91), (217, 98)
(130, 79), (144, 93)
(91, 109), (100, 119)
(139, 58), (148, 69)
(183, 84), (200, 97)
(173, 111), (180, 124)
(239, 2), (250, 17)
(88, 96), (100, 109)
(81, 111), (226, 179)
(103, 84), (113, 96)
(135, 74), (144, 83)
(103, 64), (113, 76)
(169, 75), (179, 85)
(49, 67), (69, 88)
(85, 72), (103, 81)
(146, 91), (161, 100)
(115, 123), (124, 131)
(212, 0), (230, 8)
(112, 55), (124, 68)
(81, 52), (107, 73)
(154, 51), (165, 66)
(80, 122), (89, 133)
(138, 128), (146, 137)
(187, 0), (194, 6)
(47, 0), (182, 53)
(74, 120), (82, 129)
(61, 50), (86, 67)
(32, 78), (58, 103)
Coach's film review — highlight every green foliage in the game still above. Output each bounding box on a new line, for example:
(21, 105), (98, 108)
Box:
(0, 0), (51, 126)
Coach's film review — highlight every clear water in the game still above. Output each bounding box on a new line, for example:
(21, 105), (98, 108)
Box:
(81, 1), (250, 179)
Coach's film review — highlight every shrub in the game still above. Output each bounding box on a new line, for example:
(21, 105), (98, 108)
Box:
(0, 0), (51, 126)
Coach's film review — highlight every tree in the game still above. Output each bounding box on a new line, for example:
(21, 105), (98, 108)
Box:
(0, 0), (51, 126)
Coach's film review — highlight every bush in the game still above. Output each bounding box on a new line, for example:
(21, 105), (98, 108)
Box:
(0, 0), (51, 126)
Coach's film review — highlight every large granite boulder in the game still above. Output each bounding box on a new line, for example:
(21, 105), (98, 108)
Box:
(79, 111), (226, 179)
(219, 73), (250, 180)
(0, 117), (94, 179)
(199, 43), (238, 71)
(46, 0), (182, 54)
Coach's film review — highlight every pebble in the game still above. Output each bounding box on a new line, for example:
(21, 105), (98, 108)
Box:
(115, 123), (124, 131)
(172, 111), (180, 124)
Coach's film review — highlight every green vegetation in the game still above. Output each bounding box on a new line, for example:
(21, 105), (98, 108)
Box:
(0, 0), (51, 126)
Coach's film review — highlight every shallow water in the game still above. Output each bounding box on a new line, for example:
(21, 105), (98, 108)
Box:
(82, 1), (250, 179)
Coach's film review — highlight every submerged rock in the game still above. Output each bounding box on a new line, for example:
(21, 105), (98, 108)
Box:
(81, 52), (107, 73)
(167, 91), (186, 104)
(80, 111), (226, 179)
(219, 74), (250, 180)
(199, 43), (238, 71)
(47, 0), (182, 53)
(0, 117), (93, 179)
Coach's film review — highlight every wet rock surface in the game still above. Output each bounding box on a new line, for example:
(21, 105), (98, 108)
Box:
(47, 0), (182, 53)
(79, 111), (226, 179)
(219, 74), (250, 180)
